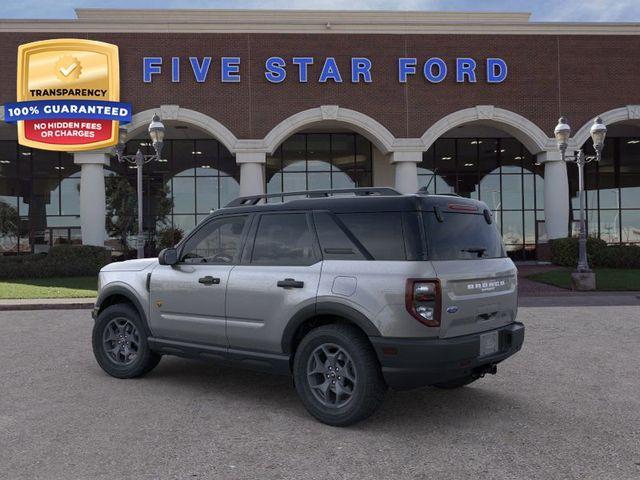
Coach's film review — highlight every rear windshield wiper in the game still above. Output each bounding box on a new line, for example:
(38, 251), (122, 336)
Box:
(461, 247), (487, 258)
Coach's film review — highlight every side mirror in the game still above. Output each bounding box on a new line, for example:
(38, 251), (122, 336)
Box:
(158, 248), (178, 266)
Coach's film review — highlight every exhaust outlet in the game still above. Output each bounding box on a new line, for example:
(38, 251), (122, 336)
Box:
(472, 364), (497, 379)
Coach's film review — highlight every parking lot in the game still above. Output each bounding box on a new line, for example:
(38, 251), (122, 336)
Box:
(1, 305), (639, 480)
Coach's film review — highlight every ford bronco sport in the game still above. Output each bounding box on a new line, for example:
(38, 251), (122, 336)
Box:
(92, 188), (524, 426)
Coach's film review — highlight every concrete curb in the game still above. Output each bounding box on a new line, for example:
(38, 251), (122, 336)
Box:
(0, 298), (95, 311)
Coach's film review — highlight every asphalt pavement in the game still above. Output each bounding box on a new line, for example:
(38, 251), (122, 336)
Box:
(0, 306), (639, 480)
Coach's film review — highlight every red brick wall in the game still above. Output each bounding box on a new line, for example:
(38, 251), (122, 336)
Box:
(1, 32), (638, 141)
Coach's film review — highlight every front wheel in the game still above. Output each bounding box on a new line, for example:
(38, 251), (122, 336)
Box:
(293, 324), (387, 427)
(92, 303), (161, 379)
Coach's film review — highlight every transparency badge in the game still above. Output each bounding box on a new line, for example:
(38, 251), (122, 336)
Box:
(4, 39), (132, 151)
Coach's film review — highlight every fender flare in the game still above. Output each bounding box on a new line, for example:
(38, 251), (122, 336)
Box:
(281, 301), (381, 354)
(95, 284), (152, 336)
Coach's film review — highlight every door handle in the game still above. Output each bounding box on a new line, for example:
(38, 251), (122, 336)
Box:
(198, 276), (220, 285)
(277, 278), (304, 288)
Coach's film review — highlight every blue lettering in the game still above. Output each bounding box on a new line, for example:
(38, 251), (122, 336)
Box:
(487, 58), (508, 83)
(456, 58), (477, 83)
(221, 57), (241, 83)
(171, 57), (180, 83)
(292, 57), (314, 82)
(143, 57), (162, 83)
(319, 57), (342, 83)
(189, 57), (211, 83)
(424, 58), (447, 83)
(398, 58), (417, 83)
(265, 56), (287, 83)
(351, 57), (372, 83)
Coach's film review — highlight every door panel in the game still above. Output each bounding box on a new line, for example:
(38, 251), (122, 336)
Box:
(226, 263), (321, 353)
(149, 264), (232, 345)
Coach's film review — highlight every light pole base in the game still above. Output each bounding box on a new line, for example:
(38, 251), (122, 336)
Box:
(571, 271), (596, 291)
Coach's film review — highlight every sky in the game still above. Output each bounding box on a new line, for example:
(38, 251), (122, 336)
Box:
(1, 0), (639, 22)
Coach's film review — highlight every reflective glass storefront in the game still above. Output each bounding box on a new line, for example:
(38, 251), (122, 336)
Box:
(571, 137), (640, 244)
(0, 138), (239, 254)
(419, 138), (544, 258)
(266, 133), (373, 195)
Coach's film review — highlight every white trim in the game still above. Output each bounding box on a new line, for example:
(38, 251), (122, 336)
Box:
(0, 9), (639, 35)
(127, 105), (239, 153)
(572, 105), (640, 148)
(420, 105), (553, 154)
(263, 106), (396, 155)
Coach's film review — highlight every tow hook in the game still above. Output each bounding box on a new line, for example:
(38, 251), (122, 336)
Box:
(472, 364), (497, 379)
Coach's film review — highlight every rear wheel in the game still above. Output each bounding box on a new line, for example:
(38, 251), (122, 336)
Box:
(293, 324), (387, 427)
(432, 375), (478, 389)
(92, 303), (161, 378)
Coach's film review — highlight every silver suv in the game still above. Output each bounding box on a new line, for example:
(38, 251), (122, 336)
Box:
(91, 188), (524, 426)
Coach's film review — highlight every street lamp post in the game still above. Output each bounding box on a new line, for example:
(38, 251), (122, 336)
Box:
(113, 114), (166, 259)
(553, 116), (607, 288)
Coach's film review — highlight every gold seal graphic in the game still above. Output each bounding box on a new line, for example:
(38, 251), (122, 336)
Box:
(54, 55), (82, 82)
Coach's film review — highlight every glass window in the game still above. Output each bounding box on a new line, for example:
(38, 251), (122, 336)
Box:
(182, 215), (247, 264)
(337, 212), (406, 260)
(251, 213), (317, 266)
(599, 210), (620, 243)
(307, 134), (331, 171)
(621, 175), (640, 209)
(423, 211), (505, 260)
(621, 210), (640, 243)
(313, 212), (366, 260)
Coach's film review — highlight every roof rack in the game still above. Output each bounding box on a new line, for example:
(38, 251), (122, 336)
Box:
(225, 187), (401, 207)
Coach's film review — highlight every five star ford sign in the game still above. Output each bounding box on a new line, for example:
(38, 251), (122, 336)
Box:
(4, 39), (132, 152)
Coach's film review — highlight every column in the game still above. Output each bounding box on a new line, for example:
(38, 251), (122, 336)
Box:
(538, 151), (569, 240)
(74, 150), (110, 246)
(391, 151), (421, 194)
(237, 151), (266, 197)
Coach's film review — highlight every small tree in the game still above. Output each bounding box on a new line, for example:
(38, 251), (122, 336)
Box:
(105, 176), (172, 253)
(0, 201), (20, 251)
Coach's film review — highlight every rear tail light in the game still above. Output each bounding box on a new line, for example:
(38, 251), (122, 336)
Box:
(405, 279), (441, 327)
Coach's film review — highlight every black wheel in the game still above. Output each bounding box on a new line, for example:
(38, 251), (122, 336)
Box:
(293, 324), (387, 427)
(92, 303), (161, 379)
(432, 376), (478, 389)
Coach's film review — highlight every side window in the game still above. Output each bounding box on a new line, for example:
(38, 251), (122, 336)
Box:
(181, 215), (247, 264)
(251, 213), (318, 266)
(313, 212), (366, 260)
(337, 212), (406, 260)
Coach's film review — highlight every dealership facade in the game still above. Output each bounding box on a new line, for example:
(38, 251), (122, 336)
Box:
(0, 9), (639, 258)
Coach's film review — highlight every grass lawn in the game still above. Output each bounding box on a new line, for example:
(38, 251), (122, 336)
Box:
(0, 276), (98, 299)
(527, 268), (640, 291)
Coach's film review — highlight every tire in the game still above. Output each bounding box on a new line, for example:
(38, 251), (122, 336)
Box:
(432, 376), (478, 389)
(92, 303), (161, 379)
(293, 324), (387, 427)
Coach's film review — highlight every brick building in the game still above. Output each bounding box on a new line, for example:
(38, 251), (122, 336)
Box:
(0, 9), (639, 257)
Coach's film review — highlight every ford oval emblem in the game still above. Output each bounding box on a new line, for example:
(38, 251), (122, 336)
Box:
(446, 306), (459, 314)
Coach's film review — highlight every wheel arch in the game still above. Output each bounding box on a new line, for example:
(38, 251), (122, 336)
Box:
(282, 302), (381, 355)
(95, 285), (151, 336)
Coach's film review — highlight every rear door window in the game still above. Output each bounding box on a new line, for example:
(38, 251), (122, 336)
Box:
(423, 211), (505, 260)
(251, 213), (319, 266)
(337, 212), (406, 260)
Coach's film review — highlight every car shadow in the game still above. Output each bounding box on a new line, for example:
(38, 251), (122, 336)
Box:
(141, 356), (522, 428)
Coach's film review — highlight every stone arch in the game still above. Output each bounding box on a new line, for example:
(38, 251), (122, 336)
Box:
(127, 105), (239, 154)
(572, 105), (640, 148)
(420, 105), (553, 154)
(262, 105), (396, 155)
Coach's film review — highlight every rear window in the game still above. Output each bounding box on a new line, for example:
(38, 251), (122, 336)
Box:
(423, 211), (505, 260)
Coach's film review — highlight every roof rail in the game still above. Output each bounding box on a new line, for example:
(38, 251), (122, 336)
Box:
(225, 187), (401, 207)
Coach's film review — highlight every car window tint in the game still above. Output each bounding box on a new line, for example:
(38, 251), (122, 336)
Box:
(251, 213), (317, 266)
(182, 216), (247, 264)
(313, 212), (366, 260)
(423, 211), (505, 260)
(337, 212), (406, 260)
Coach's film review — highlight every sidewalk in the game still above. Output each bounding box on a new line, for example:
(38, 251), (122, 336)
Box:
(0, 297), (95, 311)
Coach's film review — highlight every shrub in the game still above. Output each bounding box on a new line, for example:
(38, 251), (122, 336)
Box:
(156, 226), (184, 250)
(0, 245), (111, 279)
(550, 237), (640, 268)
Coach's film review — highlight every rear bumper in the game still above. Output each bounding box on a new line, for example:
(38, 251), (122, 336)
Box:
(370, 322), (525, 391)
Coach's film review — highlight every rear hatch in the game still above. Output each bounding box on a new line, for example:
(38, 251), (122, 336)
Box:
(422, 200), (518, 338)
